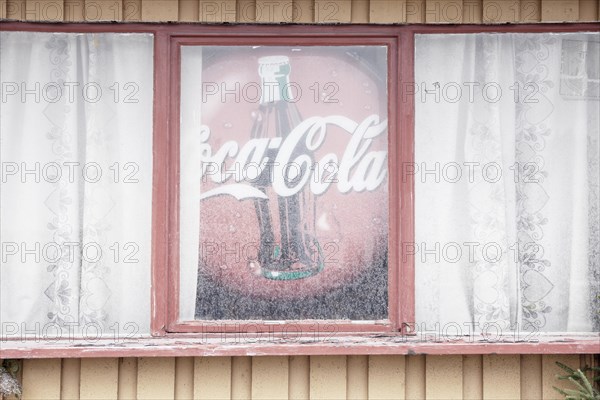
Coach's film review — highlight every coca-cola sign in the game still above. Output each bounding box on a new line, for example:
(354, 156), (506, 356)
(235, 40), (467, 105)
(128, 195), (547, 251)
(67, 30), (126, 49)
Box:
(198, 115), (388, 200)
(180, 46), (389, 321)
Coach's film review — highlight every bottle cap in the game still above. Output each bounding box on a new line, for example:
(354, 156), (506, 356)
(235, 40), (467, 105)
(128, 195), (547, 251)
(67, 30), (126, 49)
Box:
(258, 56), (293, 103)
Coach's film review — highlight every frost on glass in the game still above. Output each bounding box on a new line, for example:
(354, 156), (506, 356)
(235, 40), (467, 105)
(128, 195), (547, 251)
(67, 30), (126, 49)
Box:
(179, 46), (389, 321)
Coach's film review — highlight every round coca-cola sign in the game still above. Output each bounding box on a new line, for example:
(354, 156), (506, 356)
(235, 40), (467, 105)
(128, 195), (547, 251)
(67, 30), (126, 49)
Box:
(180, 46), (389, 320)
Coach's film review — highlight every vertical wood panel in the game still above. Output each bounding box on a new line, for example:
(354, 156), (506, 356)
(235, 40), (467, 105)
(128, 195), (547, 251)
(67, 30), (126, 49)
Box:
(24, 0), (63, 21)
(137, 357), (176, 400)
(462, 355), (482, 400)
(368, 355), (406, 400)
(351, 0), (369, 22)
(179, 0), (199, 21)
(310, 355), (347, 400)
(521, 354), (543, 400)
(251, 356), (289, 399)
(122, 0), (140, 20)
(426, 0), (463, 22)
(483, 0), (520, 22)
(425, 355), (463, 400)
(292, 0), (313, 22)
(231, 356), (252, 400)
(463, 0), (482, 22)
(141, 0), (178, 21)
(6, 0), (25, 19)
(194, 357), (232, 400)
(541, 0), (579, 21)
(405, 355), (426, 400)
(406, 0), (425, 22)
(60, 358), (80, 400)
(175, 357), (194, 400)
(0, 0), (6, 18)
(581, 354), (597, 385)
(87, 0), (122, 20)
(48, 0), (65, 20)
(370, 0), (406, 23)
(64, 0), (84, 20)
(79, 358), (119, 400)
(84, 0), (104, 21)
(255, 0), (292, 22)
(579, 0), (598, 20)
(237, 0), (255, 21)
(346, 355), (368, 400)
(21, 359), (61, 400)
(199, 0), (235, 21)
(520, 0), (541, 21)
(482, 355), (520, 400)
(118, 358), (137, 400)
(541, 354), (581, 400)
(315, 0), (350, 22)
(288, 355), (310, 400)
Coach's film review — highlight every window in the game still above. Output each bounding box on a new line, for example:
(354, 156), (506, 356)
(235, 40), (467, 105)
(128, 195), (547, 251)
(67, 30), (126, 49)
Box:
(560, 38), (599, 99)
(414, 32), (599, 335)
(1, 31), (154, 340)
(1, 23), (598, 357)
(174, 41), (396, 333)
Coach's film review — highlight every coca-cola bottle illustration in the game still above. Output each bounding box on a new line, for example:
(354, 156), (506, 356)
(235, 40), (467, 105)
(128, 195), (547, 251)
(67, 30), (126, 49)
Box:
(247, 55), (324, 280)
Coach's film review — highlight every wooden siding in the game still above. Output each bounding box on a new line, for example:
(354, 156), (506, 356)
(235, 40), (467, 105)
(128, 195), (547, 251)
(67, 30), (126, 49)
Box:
(2, 354), (597, 399)
(1, 0), (598, 22)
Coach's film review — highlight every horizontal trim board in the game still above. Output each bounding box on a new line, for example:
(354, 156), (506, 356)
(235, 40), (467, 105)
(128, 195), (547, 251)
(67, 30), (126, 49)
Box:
(2, 335), (599, 358)
(1, 21), (600, 33)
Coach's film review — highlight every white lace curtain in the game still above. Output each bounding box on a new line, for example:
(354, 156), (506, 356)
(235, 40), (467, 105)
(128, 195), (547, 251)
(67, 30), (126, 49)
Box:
(415, 32), (599, 333)
(0, 32), (153, 337)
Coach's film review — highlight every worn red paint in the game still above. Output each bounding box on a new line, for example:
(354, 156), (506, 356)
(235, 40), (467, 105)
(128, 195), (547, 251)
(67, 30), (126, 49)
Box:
(1, 335), (599, 359)
(166, 34), (401, 334)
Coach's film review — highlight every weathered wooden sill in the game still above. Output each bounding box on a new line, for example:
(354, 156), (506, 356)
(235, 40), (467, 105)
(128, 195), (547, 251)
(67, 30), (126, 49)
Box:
(2, 333), (598, 358)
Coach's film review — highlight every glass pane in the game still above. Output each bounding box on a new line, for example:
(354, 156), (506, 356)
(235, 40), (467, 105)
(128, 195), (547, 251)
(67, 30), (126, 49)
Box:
(414, 32), (600, 334)
(0, 32), (154, 338)
(180, 46), (389, 321)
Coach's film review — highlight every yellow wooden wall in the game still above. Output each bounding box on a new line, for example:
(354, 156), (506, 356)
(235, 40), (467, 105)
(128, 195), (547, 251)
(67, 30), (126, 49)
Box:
(0, 0), (599, 23)
(1, 1), (598, 400)
(0, 354), (595, 399)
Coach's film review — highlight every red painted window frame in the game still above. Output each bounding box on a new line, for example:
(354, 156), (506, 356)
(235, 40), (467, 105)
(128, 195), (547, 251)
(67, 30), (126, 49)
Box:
(0, 21), (598, 358)
(166, 33), (403, 335)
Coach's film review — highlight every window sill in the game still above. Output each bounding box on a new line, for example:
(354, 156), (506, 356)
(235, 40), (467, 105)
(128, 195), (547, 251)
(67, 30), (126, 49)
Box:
(2, 333), (598, 358)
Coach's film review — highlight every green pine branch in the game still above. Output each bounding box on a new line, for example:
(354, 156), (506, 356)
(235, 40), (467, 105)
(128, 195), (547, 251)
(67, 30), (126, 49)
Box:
(553, 362), (600, 400)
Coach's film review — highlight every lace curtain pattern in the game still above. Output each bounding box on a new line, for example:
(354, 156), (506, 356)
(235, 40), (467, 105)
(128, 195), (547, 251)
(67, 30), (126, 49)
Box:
(415, 32), (600, 333)
(0, 32), (153, 337)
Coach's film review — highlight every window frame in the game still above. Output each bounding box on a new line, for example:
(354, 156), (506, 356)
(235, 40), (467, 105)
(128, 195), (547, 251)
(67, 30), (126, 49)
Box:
(0, 21), (598, 358)
(166, 34), (404, 334)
